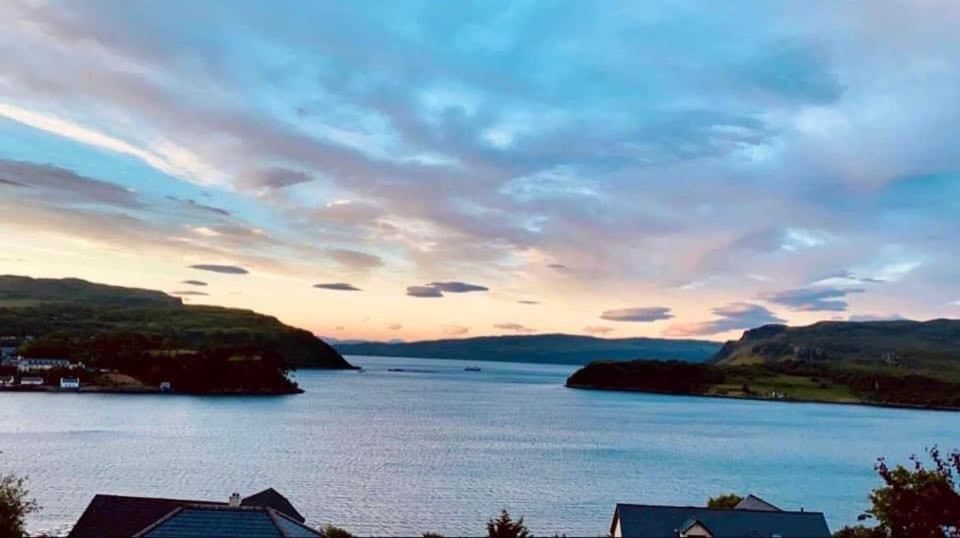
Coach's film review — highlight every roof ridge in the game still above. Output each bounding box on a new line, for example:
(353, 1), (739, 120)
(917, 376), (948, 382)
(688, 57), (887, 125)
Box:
(614, 502), (824, 515)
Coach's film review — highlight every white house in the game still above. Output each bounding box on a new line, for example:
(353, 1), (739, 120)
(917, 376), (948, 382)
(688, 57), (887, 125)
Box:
(18, 358), (73, 371)
(60, 377), (80, 389)
(20, 376), (44, 385)
(0, 375), (15, 386)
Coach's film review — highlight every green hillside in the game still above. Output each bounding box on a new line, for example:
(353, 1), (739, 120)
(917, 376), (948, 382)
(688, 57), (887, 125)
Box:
(712, 320), (960, 382)
(0, 275), (353, 394)
(567, 319), (960, 409)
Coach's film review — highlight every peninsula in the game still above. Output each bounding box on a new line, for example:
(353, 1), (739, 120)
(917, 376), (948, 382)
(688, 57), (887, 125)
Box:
(566, 320), (960, 409)
(0, 275), (354, 395)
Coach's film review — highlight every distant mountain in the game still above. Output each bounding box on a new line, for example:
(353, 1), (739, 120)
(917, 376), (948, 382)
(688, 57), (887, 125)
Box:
(712, 319), (960, 381)
(336, 333), (721, 365)
(0, 275), (352, 371)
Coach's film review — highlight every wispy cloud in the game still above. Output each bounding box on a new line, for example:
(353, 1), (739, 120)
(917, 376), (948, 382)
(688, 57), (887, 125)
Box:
(314, 282), (362, 291)
(665, 303), (785, 336)
(600, 307), (673, 322)
(428, 281), (489, 293)
(189, 264), (249, 275)
(494, 322), (535, 333)
(406, 285), (444, 298)
(584, 326), (615, 335)
(761, 286), (864, 312)
(181, 280), (207, 286)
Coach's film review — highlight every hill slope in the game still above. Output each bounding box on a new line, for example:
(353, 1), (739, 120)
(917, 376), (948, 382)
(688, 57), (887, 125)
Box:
(0, 275), (352, 371)
(712, 319), (960, 381)
(336, 333), (721, 365)
(567, 319), (960, 409)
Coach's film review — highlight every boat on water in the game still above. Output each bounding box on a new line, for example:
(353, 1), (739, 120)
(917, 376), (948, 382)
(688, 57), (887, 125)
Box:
(464, 367), (481, 372)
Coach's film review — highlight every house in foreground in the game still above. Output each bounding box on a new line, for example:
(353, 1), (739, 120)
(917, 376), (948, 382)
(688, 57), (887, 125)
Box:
(69, 488), (322, 537)
(610, 495), (831, 538)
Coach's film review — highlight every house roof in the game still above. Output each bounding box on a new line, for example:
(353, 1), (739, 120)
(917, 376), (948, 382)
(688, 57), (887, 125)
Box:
(734, 494), (781, 511)
(68, 490), (309, 537)
(242, 488), (306, 523)
(611, 503), (831, 538)
(134, 505), (322, 538)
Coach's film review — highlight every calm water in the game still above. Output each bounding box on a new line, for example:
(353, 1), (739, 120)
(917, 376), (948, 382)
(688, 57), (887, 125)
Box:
(2, 355), (959, 536)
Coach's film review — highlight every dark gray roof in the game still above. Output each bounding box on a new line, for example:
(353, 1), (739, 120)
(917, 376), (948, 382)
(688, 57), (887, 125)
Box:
(69, 490), (310, 537)
(243, 488), (306, 523)
(136, 505), (322, 538)
(734, 494), (781, 512)
(612, 503), (831, 538)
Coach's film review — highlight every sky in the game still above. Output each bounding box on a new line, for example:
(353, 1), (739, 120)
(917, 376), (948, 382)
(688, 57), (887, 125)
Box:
(0, 0), (958, 342)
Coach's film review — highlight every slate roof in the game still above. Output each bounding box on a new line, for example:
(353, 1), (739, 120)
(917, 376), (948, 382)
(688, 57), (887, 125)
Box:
(242, 488), (306, 523)
(69, 489), (311, 537)
(134, 505), (322, 538)
(611, 503), (831, 538)
(734, 494), (781, 512)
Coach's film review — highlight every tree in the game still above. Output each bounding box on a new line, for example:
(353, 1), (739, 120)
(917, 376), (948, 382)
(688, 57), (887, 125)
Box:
(706, 493), (742, 509)
(486, 510), (532, 538)
(422, 533), (445, 538)
(834, 446), (960, 538)
(0, 473), (39, 538)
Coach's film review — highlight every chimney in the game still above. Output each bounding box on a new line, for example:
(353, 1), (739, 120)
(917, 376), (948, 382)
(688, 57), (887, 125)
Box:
(229, 493), (240, 507)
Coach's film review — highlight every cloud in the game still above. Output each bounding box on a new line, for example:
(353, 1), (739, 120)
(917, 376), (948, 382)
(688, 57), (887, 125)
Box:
(244, 167), (313, 190)
(494, 322), (535, 333)
(165, 196), (230, 217)
(406, 285), (444, 298)
(600, 307), (674, 322)
(189, 264), (249, 274)
(428, 281), (489, 293)
(387, 323), (403, 330)
(761, 286), (864, 312)
(848, 313), (906, 322)
(313, 282), (362, 291)
(0, 159), (142, 208)
(327, 248), (384, 270)
(665, 303), (786, 336)
(517, 300), (540, 305)
(584, 326), (615, 335)
(547, 263), (570, 272)
(170, 290), (208, 296)
(443, 325), (470, 336)
(181, 280), (207, 286)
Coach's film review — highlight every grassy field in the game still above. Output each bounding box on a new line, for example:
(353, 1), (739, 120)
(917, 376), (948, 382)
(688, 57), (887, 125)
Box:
(707, 372), (860, 403)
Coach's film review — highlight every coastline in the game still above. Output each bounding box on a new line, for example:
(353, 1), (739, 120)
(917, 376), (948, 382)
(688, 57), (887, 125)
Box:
(565, 383), (960, 413)
(0, 385), (303, 396)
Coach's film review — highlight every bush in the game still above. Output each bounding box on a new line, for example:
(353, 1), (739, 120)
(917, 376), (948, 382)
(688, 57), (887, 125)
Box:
(0, 474), (39, 538)
(486, 510), (531, 538)
(322, 524), (354, 538)
(706, 493), (742, 509)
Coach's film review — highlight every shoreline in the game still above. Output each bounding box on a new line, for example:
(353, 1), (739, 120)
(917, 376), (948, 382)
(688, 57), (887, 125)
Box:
(565, 383), (960, 413)
(0, 385), (303, 396)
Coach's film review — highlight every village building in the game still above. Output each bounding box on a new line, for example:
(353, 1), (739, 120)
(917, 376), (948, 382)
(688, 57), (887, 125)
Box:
(18, 357), (75, 371)
(69, 488), (320, 537)
(609, 495), (830, 538)
(0, 375), (15, 386)
(60, 377), (81, 389)
(19, 376), (44, 386)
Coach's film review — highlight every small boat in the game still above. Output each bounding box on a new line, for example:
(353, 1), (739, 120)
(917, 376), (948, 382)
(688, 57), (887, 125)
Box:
(464, 367), (481, 372)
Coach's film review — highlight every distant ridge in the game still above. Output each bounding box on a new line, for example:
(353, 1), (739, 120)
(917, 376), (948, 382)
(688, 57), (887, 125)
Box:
(335, 333), (721, 365)
(0, 275), (181, 308)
